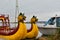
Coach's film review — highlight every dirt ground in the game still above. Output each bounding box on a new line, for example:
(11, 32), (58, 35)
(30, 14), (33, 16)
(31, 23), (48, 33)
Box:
(24, 36), (51, 40)
(24, 35), (60, 40)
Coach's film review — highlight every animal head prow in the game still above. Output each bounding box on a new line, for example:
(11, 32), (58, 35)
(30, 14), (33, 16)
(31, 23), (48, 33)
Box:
(31, 16), (38, 23)
(18, 12), (26, 22)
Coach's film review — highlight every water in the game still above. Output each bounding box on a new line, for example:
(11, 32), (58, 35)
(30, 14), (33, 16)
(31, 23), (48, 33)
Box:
(0, 22), (56, 28)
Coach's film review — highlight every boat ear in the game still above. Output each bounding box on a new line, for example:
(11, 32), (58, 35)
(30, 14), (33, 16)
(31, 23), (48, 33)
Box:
(19, 12), (23, 16)
(23, 13), (24, 16)
(33, 16), (36, 18)
(23, 13), (26, 18)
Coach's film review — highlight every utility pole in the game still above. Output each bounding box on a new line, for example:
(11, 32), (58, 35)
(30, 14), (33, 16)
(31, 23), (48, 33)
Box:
(15, 0), (19, 27)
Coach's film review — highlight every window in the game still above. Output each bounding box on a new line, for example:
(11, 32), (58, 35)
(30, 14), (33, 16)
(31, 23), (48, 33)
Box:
(56, 17), (60, 27)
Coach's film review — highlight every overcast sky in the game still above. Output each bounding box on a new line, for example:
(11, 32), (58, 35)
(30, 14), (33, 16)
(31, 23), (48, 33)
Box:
(0, 0), (60, 22)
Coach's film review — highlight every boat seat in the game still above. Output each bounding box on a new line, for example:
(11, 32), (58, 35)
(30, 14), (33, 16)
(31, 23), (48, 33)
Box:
(0, 26), (19, 36)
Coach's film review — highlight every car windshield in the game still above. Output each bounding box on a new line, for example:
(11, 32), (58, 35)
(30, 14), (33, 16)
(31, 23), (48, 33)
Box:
(44, 17), (55, 26)
(48, 17), (55, 25)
